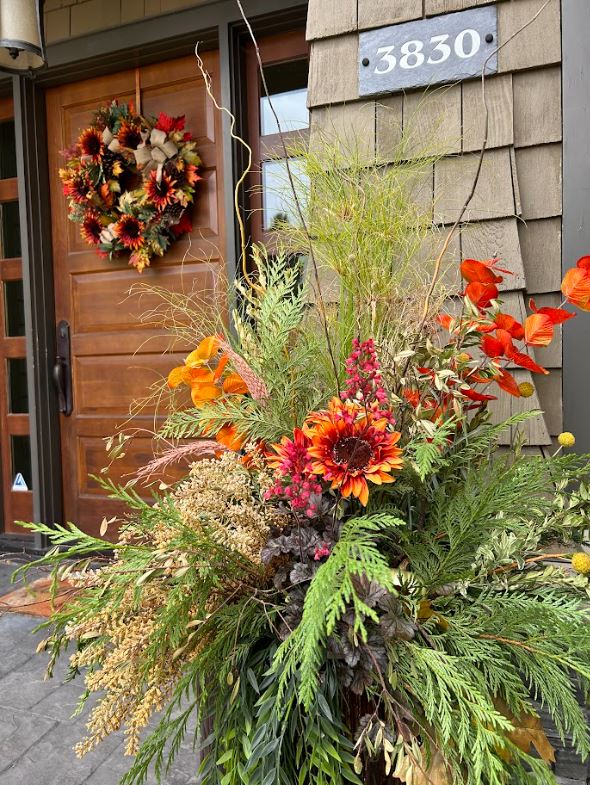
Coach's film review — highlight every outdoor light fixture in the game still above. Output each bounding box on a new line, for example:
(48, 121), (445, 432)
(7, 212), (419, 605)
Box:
(0, 0), (46, 74)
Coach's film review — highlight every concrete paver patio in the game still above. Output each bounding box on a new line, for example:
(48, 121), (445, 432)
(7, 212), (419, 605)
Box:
(0, 560), (199, 785)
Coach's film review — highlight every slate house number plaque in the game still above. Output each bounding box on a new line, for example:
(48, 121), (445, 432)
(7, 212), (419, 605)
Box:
(359, 6), (498, 97)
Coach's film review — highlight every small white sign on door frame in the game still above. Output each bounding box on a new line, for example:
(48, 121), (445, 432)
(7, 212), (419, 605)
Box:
(12, 472), (28, 492)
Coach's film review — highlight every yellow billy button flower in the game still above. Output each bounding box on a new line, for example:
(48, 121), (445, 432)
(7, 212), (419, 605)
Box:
(517, 381), (535, 398)
(571, 552), (590, 575)
(558, 431), (576, 448)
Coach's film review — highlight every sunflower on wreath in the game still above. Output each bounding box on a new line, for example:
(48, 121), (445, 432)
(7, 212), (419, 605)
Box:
(59, 100), (201, 272)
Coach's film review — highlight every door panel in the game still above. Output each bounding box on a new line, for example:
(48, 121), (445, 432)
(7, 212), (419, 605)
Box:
(46, 53), (226, 536)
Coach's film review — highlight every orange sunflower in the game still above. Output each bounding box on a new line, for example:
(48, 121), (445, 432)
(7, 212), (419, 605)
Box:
(145, 170), (177, 211)
(114, 215), (145, 250)
(117, 120), (143, 150)
(78, 127), (103, 162)
(305, 398), (403, 506)
(81, 211), (102, 245)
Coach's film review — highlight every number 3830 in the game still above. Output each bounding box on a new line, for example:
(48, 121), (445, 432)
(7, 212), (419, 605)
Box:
(374, 29), (481, 73)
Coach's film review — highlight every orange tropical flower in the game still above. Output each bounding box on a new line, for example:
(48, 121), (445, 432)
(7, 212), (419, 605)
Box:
(460, 258), (511, 284)
(215, 423), (246, 451)
(561, 263), (590, 311)
(168, 336), (221, 387)
(305, 398), (403, 506)
(222, 372), (249, 395)
(465, 281), (499, 309)
(524, 313), (554, 347)
(167, 336), (225, 406)
(167, 336), (248, 409)
(494, 367), (521, 397)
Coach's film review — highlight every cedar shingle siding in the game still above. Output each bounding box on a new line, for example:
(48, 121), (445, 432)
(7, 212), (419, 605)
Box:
(307, 0), (564, 450)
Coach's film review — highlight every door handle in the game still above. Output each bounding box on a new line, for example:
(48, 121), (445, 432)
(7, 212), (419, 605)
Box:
(53, 319), (73, 416)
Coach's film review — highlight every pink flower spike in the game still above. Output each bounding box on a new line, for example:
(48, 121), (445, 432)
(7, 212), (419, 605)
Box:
(313, 543), (331, 560)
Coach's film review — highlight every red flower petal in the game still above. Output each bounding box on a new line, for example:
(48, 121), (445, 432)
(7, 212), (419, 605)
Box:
(529, 298), (575, 325)
(481, 335), (505, 358)
(505, 346), (549, 375)
(460, 385), (497, 402)
(437, 313), (454, 330)
(561, 268), (590, 311)
(495, 368), (521, 397)
(524, 313), (554, 347)
(465, 281), (499, 309)
(494, 313), (524, 340)
(461, 259), (503, 284)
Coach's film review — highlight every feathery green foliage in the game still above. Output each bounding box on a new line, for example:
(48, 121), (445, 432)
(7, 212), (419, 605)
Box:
(274, 514), (405, 710)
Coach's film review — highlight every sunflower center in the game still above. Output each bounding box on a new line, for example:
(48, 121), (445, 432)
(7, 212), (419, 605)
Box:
(156, 179), (171, 197)
(83, 133), (101, 156)
(123, 219), (140, 238)
(121, 129), (141, 149)
(332, 437), (373, 470)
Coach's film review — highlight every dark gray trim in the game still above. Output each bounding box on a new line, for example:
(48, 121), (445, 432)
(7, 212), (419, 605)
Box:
(13, 75), (62, 546)
(35, 0), (306, 87)
(562, 0), (590, 454)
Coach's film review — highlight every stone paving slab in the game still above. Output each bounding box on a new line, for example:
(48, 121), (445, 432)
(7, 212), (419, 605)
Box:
(0, 561), (199, 784)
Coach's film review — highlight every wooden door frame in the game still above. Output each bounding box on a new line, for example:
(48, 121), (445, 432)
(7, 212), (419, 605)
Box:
(8, 1), (307, 548)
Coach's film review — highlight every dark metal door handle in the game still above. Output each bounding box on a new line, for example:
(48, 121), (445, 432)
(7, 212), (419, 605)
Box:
(54, 319), (73, 416)
(53, 357), (67, 413)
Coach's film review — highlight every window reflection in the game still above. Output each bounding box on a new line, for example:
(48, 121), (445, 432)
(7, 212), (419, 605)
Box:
(262, 158), (309, 230)
(1, 201), (21, 259)
(4, 280), (25, 337)
(8, 357), (28, 414)
(0, 121), (17, 180)
(261, 59), (309, 136)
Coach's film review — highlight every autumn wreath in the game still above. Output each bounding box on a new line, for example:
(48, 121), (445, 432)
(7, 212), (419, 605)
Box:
(59, 100), (201, 272)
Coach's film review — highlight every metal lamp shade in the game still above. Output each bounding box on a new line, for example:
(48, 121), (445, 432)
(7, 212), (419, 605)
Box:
(0, 0), (45, 74)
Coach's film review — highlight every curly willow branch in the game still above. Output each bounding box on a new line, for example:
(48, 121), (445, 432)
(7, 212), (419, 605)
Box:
(194, 45), (260, 294)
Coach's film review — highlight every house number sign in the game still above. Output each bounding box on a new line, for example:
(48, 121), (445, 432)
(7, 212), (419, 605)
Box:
(358, 6), (498, 96)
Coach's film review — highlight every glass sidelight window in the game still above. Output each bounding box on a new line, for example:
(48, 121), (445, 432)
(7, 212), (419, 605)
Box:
(0, 120), (17, 180)
(260, 59), (309, 136)
(261, 157), (308, 230)
(245, 30), (309, 245)
(0, 97), (32, 532)
(0, 201), (21, 259)
(4, 279), (25, 336)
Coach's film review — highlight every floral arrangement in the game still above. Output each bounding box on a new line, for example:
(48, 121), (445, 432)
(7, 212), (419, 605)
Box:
(59, 100), (201, 272)
(21, 137), (590, 785)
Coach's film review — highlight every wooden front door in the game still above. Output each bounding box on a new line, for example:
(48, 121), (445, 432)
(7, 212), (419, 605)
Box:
(46, 53), (226, 536)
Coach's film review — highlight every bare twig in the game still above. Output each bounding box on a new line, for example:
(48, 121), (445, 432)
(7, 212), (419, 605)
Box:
(234, 0), (340, 391)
